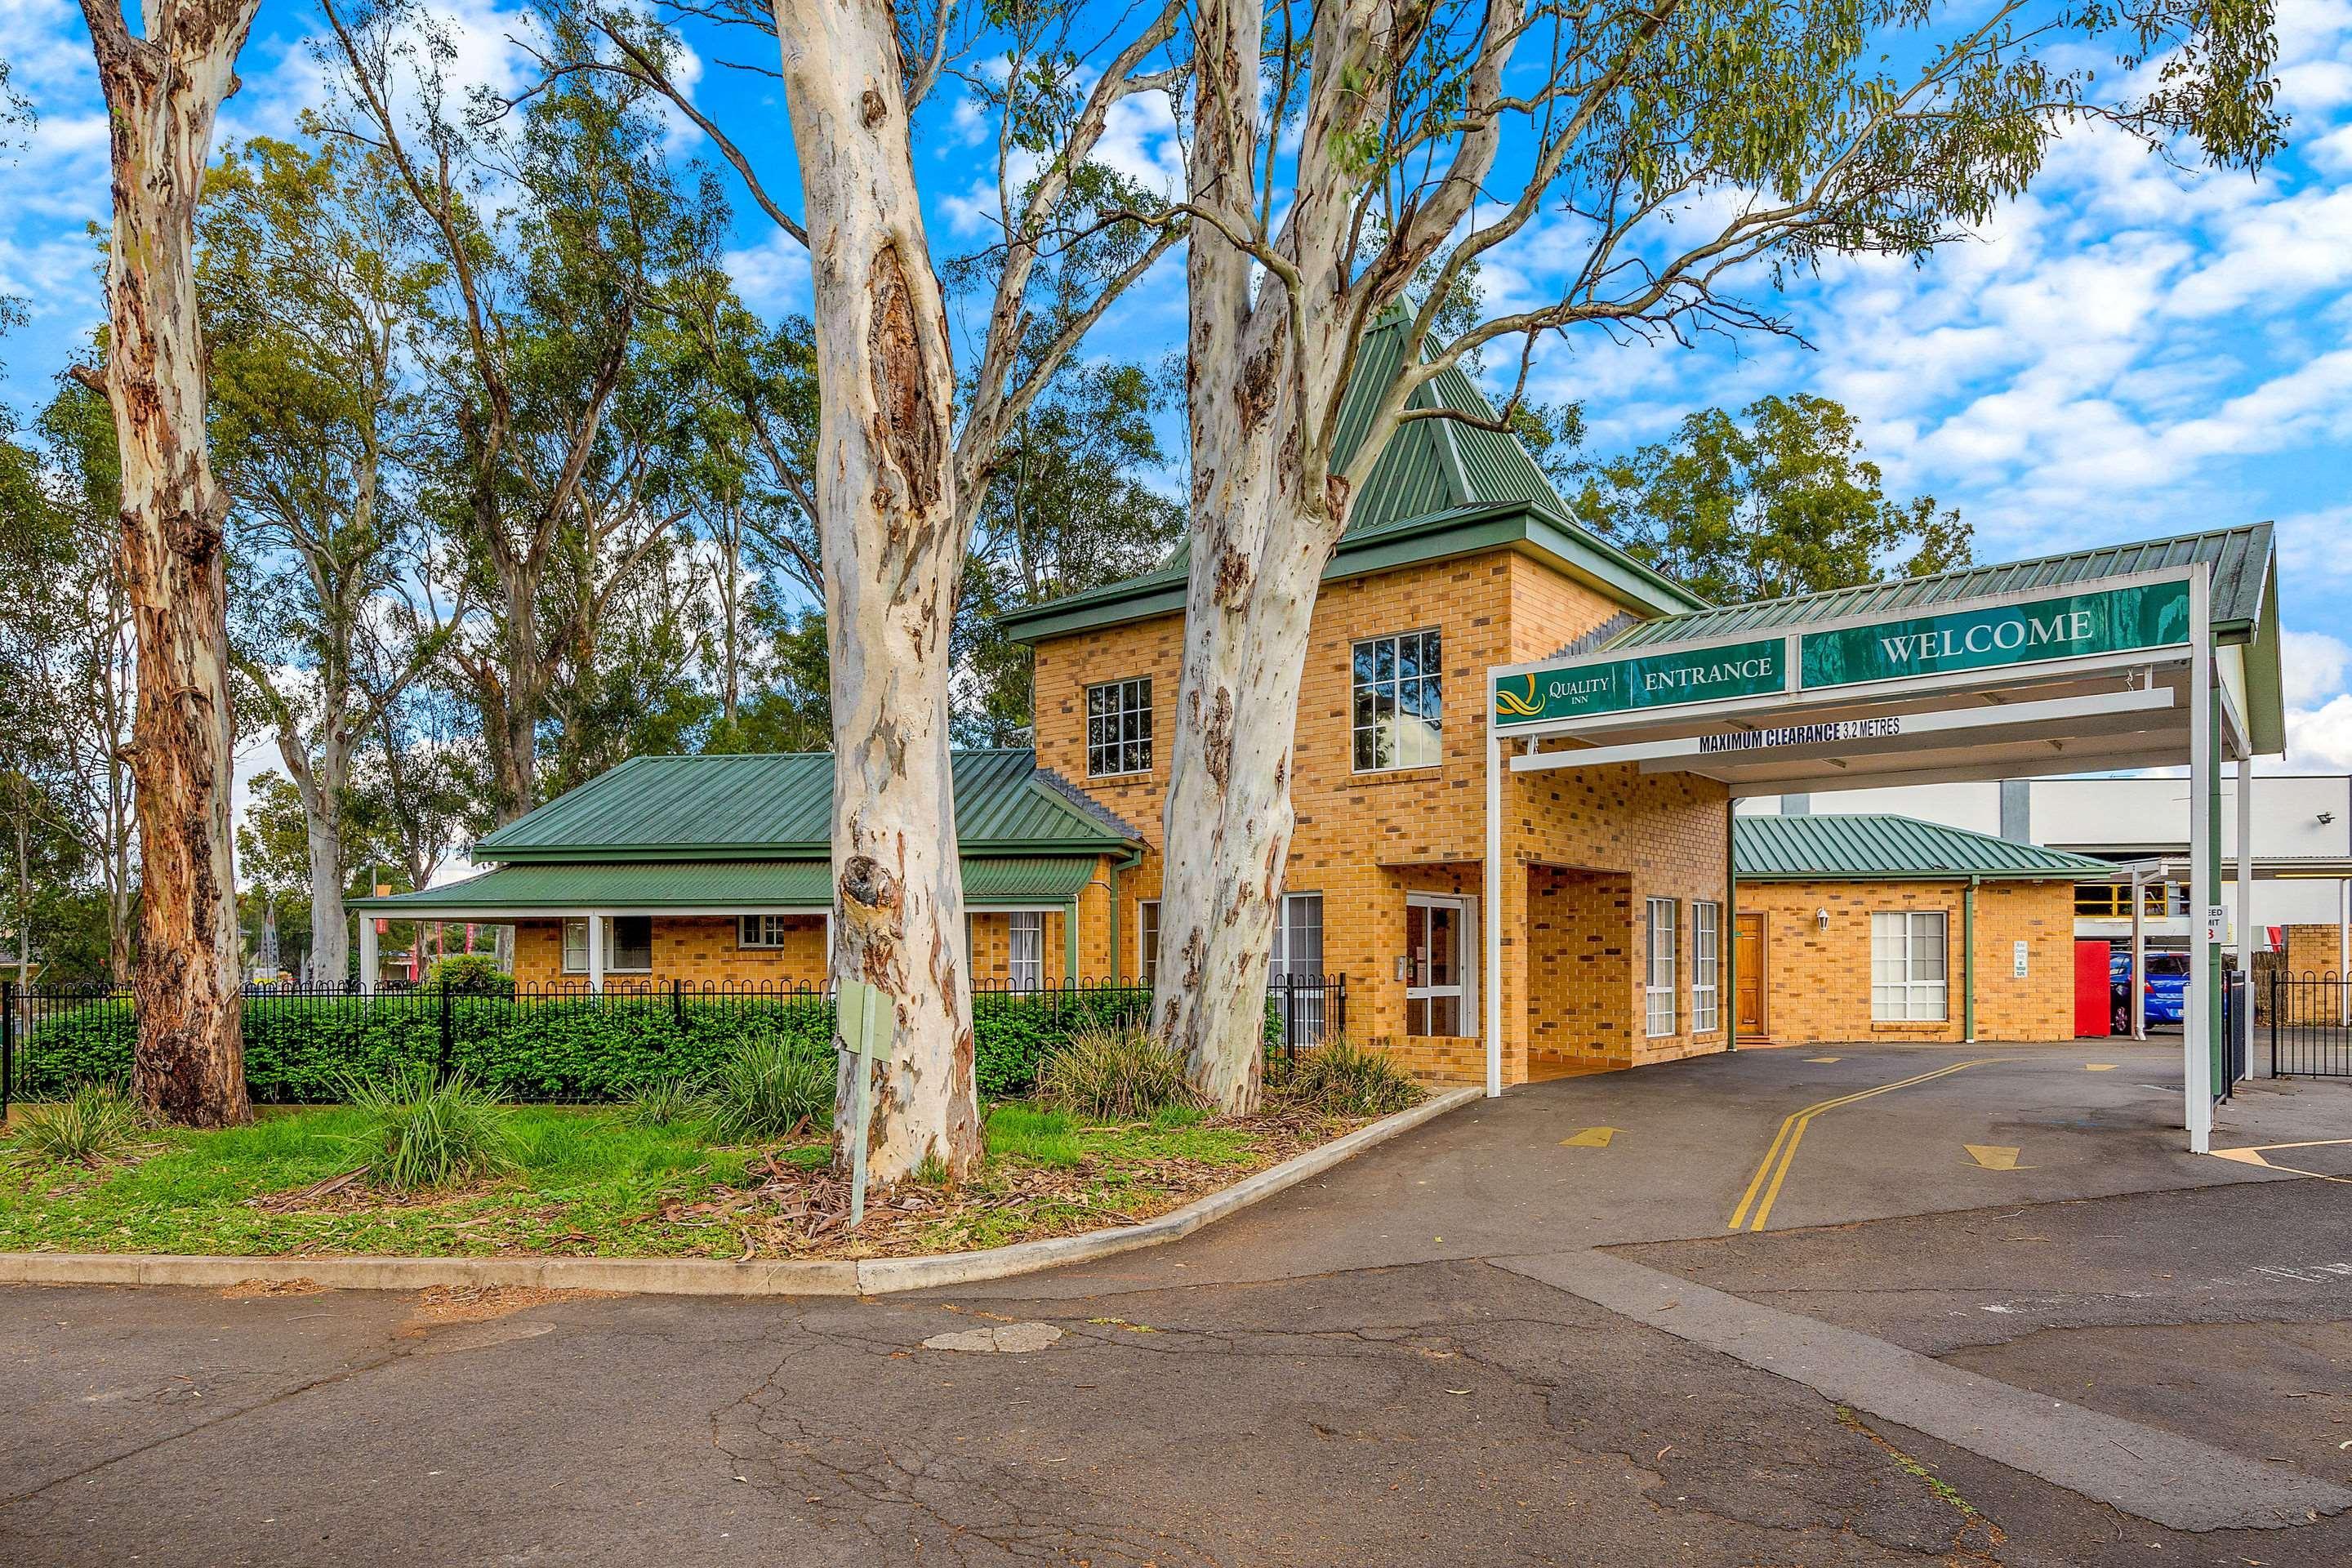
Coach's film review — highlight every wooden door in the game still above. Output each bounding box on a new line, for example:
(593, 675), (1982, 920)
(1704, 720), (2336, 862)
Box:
(1735, 913), (1766, 1038)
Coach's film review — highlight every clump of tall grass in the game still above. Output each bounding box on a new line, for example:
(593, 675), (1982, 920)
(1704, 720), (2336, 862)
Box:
(623, 1075), (705, 1130)
(341, 1068), (519, 1192)
(6, 1081), (147, 1174)
(1036, 1025), (1204, 1120)
(1283, 1039), (1423, 1117)
(697, 1037), (833, 1143)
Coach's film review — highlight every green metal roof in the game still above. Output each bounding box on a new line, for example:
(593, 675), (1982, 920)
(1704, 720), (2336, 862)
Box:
(471, 749), (1141, 863)
(352, 854), (1098, 914)
(996, 316), (1704, 644)
(1610, 524), (2275, 647)
(1735, 813), (2116, 882)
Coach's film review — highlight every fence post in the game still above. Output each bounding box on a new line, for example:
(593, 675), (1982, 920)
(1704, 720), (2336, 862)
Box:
(2, 980), (13, 1123)
(438, 983), (454, 1077)
(2269, 969), (2278, 1079)
(673, 977), (686, 1034)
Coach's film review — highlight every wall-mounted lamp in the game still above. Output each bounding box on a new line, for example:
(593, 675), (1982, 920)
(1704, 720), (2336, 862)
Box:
(2319, 811), (2336, 826)
(1815, 907), (1830, 932)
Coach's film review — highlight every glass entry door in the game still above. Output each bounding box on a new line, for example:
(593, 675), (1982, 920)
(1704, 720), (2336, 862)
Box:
(1405, 894), (1474, 1037)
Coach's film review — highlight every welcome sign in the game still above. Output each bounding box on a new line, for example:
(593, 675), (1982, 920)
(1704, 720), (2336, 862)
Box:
(1800, 579), (2192, 690)
(1492, 637), (1784, 726)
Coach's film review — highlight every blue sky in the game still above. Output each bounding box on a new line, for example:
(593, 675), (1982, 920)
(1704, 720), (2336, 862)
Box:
(5, 0), (2351, 784)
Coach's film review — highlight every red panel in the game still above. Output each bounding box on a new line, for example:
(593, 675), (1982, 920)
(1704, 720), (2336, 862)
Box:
(2074, 940), (2114, 1037)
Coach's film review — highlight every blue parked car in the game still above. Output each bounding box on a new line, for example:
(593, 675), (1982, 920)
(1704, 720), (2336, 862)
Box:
(2110, 951), (2191, 1031)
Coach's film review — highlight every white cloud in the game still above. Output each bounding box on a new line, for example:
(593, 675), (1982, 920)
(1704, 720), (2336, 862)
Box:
(2283, 631), (2352, 710)
(724, 224), (809, 315)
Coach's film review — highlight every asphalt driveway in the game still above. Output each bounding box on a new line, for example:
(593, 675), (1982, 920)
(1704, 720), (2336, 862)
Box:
(5, 1040), (2348, 1566)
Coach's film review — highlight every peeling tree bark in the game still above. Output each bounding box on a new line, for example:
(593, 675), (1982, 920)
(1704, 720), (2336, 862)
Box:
(77, 0), (261, 1126)
(775, 0), (981, 1183)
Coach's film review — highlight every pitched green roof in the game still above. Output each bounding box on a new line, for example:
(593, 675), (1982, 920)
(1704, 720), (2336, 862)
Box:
(996, 315), (1704, 644)
(1610, 524), (2275, 647)
(352, 855), (1098, 915)
(1735, 813), (2115, 882)
(470, 749), (1140, 863)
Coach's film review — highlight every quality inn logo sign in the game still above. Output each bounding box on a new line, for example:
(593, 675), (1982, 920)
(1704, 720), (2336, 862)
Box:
(1493, 637), (1784, 725)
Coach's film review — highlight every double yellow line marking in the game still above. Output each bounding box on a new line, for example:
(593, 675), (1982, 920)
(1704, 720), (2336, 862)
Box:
(1727, 1059), (1995, 1232)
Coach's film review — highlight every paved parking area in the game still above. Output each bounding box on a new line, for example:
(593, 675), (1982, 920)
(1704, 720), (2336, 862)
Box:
(4, 1041), (2348, 1565)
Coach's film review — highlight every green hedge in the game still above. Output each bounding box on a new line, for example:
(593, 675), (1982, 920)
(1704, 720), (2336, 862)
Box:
(14, 985), (1289, 1104)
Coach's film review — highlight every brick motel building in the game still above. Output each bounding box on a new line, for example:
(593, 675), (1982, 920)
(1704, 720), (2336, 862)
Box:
(356, 320), (2285, 1125)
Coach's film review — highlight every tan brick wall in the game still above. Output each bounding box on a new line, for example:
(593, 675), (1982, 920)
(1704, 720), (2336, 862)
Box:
(513, 915), (829, 991)
(1733, 880), (2077, 1044)
(2282, 924), (2347, 978)
(1030, 548), (1733, 1081)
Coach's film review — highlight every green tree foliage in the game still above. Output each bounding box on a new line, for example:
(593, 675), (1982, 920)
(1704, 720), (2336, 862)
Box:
(1539, 395), (1971, 605)
(956, 357), (1187, 746)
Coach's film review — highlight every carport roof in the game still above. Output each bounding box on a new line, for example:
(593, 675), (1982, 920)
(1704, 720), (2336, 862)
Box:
(1735, 814), (2117, 882)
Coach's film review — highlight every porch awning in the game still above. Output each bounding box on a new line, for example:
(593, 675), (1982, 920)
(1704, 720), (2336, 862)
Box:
(350, 854), (1101, 916)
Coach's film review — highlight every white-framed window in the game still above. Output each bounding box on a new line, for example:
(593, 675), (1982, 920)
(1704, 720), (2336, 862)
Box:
(1137, 900), (1160, 987)
(1871, 911), (1949, 1021)
(1086, 677), (1153, 777)
(1644, 898), (1677, 1037)
(1352, 629), (1442, 771)
(1691, 901), (1721, 1033)
(737, 914), (797, 949)
(1270, 892), (1325, 978)
(1008, 911), (1045, 988)
(562, 915), (653, 973)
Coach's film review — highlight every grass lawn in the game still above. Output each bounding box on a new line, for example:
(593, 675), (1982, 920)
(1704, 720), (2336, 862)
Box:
(0, 1098), (1370, 1263)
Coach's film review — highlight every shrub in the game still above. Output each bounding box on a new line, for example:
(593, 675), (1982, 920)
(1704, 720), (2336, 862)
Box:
(423, 955), (515, 996)
(6, 1082), (146, 1173)
(698, 1036), (834, 1143)
(623, 1075), (704, 1129)
(341, 1068), (519, 1192)
(1036, 1025), (1204, 1120)
(1285, 1038), (1423, 1117)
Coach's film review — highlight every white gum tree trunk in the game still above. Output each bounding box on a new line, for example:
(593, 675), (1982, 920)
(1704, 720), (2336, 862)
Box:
(78, 0), (258, 1126)
(775, 0), (981, 1183)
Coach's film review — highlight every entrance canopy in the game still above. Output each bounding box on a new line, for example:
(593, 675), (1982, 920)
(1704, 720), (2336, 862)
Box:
(1481, 526), (2284, 1152)
(1490, 528), (2280, 795)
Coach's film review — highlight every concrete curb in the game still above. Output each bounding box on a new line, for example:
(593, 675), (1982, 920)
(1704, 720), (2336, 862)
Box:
(0, 1086), (1480, 1299)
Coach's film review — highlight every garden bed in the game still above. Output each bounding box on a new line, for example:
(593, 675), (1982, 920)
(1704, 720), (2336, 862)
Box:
(0, 1097), (1382, 1263)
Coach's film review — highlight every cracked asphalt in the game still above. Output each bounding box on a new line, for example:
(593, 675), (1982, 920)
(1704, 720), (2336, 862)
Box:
(5, 1040), (2350, 1566)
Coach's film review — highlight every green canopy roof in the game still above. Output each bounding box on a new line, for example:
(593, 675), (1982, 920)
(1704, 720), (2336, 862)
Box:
(1735, 814), (2115, 882)
(996, 314), (1704, 644)
(352, 855), (1099, 915)
(470, 748), (1140, 864)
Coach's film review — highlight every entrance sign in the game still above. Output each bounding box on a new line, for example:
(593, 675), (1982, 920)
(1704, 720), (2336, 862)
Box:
(1493, 637), (1782, 726)
(1800, 580), (2191, 691)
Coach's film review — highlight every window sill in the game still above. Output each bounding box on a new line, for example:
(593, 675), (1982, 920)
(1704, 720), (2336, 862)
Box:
(1348, 764), (1447, 786)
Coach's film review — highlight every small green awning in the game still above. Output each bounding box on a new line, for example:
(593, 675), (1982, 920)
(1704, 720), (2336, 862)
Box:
(351, 855), (1099, 915)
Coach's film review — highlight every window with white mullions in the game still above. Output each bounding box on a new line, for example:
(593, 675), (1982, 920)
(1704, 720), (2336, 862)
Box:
(1271, 893), (1326, 1044)
(737, 913), (795, 948)
(1137, 900), (1160, 988)
(1086, 677), (1153, 777)
(1871, 911), (1949, 1021)
(563, 916), (653, 973)
(1691, 901), (1721, 1033)
(1008, 911), (1045, 988)
(1645, 898), (1677, 1037)
(1352, 629), (1442, 771)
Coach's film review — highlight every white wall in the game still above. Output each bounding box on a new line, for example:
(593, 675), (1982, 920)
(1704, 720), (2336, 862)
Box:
(1737, 782), (2002, 832)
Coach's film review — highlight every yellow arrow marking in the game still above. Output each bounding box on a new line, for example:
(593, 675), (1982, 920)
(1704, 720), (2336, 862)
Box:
(2210, 1137), (2352, 1184)
(2084, 1063), (2118, 1071)
(1964, 1144), (2024, 1170)
(1560, 1126), (1621, 1148)
(1728, 1059), (1994, 1232)
(1806, 1056), (1842, 1063)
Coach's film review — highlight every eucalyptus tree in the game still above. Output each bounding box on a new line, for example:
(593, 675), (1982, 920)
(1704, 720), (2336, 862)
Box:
(202, 135), (448, 985)
(72, 0), (268, 1124)
(536, 0), (1186, 1180)
(317, 0), (721, 826)
(1153, 0), (2283, 1110)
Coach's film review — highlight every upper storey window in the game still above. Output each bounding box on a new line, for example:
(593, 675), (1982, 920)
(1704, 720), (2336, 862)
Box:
(1087, 677), (1152, 777)
(1352, 630), (1442, 771)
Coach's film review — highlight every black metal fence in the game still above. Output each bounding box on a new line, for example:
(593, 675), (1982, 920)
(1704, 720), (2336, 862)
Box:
(2267, 971), (2352, 1079)
(0, 973), (1350, 1113)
